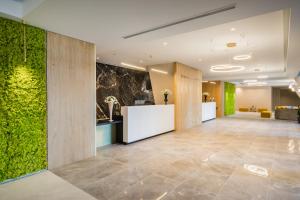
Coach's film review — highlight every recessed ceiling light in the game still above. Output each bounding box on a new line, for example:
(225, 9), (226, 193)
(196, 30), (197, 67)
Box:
(151, 68), (168, 74)
(233, 54), (252, 61)
(96, 57), (100, 60)
(226, 42), (237, 48)
(121, 62), (146, 71)
(210, 65), (245, 72)
(243, 80), (257, 83)
(230, 27), (236, 32)
(163, 42), (168, 46)
(257, 75), (268, 79)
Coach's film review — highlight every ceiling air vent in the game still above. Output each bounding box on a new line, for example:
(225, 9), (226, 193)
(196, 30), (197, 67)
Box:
(123, 3), (236, 39)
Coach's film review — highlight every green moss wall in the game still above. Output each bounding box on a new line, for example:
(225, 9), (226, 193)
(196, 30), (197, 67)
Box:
(224, 82), (235, 116)
(0, 17), (47, 182)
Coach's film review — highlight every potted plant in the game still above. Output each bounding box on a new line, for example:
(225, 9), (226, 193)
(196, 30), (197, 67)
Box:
(203, 92), (209, 102)
(161, 89), (172, 105)
(104, 96), (119, 121)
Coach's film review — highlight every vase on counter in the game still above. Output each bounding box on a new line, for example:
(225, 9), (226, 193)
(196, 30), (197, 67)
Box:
(104, 96), (119, 122)
(161, 89), (172, 105)
(164, 94), (168, 105)
(203, 92), (209, 102)
(108, 101), (114, 122)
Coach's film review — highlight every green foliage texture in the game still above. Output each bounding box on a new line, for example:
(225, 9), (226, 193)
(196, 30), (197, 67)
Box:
(224, 82), (235, 116)
(0, 17), (47, 182)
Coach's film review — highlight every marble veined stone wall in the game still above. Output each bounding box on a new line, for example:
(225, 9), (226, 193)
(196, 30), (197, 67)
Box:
(96, 63), (154, 120)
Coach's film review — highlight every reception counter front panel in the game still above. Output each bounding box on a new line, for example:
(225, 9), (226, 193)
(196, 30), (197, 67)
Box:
(202, 102), (216, 122)
(121, 105), (175, 143)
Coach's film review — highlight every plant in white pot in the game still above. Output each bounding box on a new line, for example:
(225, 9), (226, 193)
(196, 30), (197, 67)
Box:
(104, 96), (119, 121)
(161, 89), (172, 105)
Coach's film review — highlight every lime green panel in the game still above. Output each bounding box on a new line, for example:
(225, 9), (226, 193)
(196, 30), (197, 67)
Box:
(224, 82), (236, 116)
(0, 17), (47, 182)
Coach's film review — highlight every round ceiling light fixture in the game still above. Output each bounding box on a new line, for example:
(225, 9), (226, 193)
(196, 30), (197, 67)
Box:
(210, 65), (245, 73)
(233, 54), (252, 61)
(226, 42), (237, 48)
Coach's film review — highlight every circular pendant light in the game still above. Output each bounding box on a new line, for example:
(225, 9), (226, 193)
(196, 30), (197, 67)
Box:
(210, 65), (245, 72)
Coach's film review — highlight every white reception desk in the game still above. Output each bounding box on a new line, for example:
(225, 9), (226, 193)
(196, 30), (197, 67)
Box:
(121, 104), (175, 143)
(202, 102), (216, 122)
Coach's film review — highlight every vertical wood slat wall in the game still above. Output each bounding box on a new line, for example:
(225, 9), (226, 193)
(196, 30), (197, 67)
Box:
(174, 62), (202, 131)
(47, 32), (96, 169)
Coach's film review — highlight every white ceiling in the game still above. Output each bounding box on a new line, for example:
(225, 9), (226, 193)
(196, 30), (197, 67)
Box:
(97, 10), (285, 80)
(1, 0), (300, 86)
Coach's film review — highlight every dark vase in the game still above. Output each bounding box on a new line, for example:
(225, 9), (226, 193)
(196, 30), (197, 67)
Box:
(164, 94), (168, 105)
(204, 95), (207, 102)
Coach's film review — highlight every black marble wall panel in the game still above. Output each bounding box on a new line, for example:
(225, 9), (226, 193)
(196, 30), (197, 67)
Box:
(96, 62), (154, 120)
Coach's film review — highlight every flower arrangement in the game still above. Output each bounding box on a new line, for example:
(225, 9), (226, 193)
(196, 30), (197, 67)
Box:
(203, 92), (209, 102)
(203, 92), (209, 96)
(104, 96), (119, 104)
(161, 89), (172, 95)
(104, 96), (119, 121)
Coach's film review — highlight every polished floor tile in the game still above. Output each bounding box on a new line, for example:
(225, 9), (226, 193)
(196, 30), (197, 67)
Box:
(52, 117), (300, 200)
(0, 171), (97, 200)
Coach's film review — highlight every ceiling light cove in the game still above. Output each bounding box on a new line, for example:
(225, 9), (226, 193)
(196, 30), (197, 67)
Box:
(121, 62), (146, 71)
(233, 54), (252, 61)
(210, 65), (245, 73)
(230, 27), (236, 32)
(151, 68), (168, 74)
(210, 81), (216, 84)
(247, 81), (267, 86)
(257, 75), (268, 79)
(243, 79), (257, 83)
(163, 42), (168, 46)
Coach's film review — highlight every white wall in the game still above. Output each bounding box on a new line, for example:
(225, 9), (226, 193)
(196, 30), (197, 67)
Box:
(236, 86), (272, 111)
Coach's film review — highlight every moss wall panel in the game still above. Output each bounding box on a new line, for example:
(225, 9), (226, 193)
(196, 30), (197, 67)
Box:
(224, 82), (236, 116)
(0, 17), (47, 182)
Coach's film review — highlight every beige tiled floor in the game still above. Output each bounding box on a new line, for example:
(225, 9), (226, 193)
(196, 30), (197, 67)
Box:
(53, 118), (300, 200)
(0, 171), (97, 200)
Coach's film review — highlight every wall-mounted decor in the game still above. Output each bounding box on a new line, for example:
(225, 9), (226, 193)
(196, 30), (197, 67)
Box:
(224, 82), (236, 115)
(96, 63), (154, 121)
(0, 17), (47, 182)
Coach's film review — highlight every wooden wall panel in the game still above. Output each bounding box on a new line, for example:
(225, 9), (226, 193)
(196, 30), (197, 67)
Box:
(148, 63), (175, 105)
(174, 62), (202, 131)
(47, 32), (96, 169)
